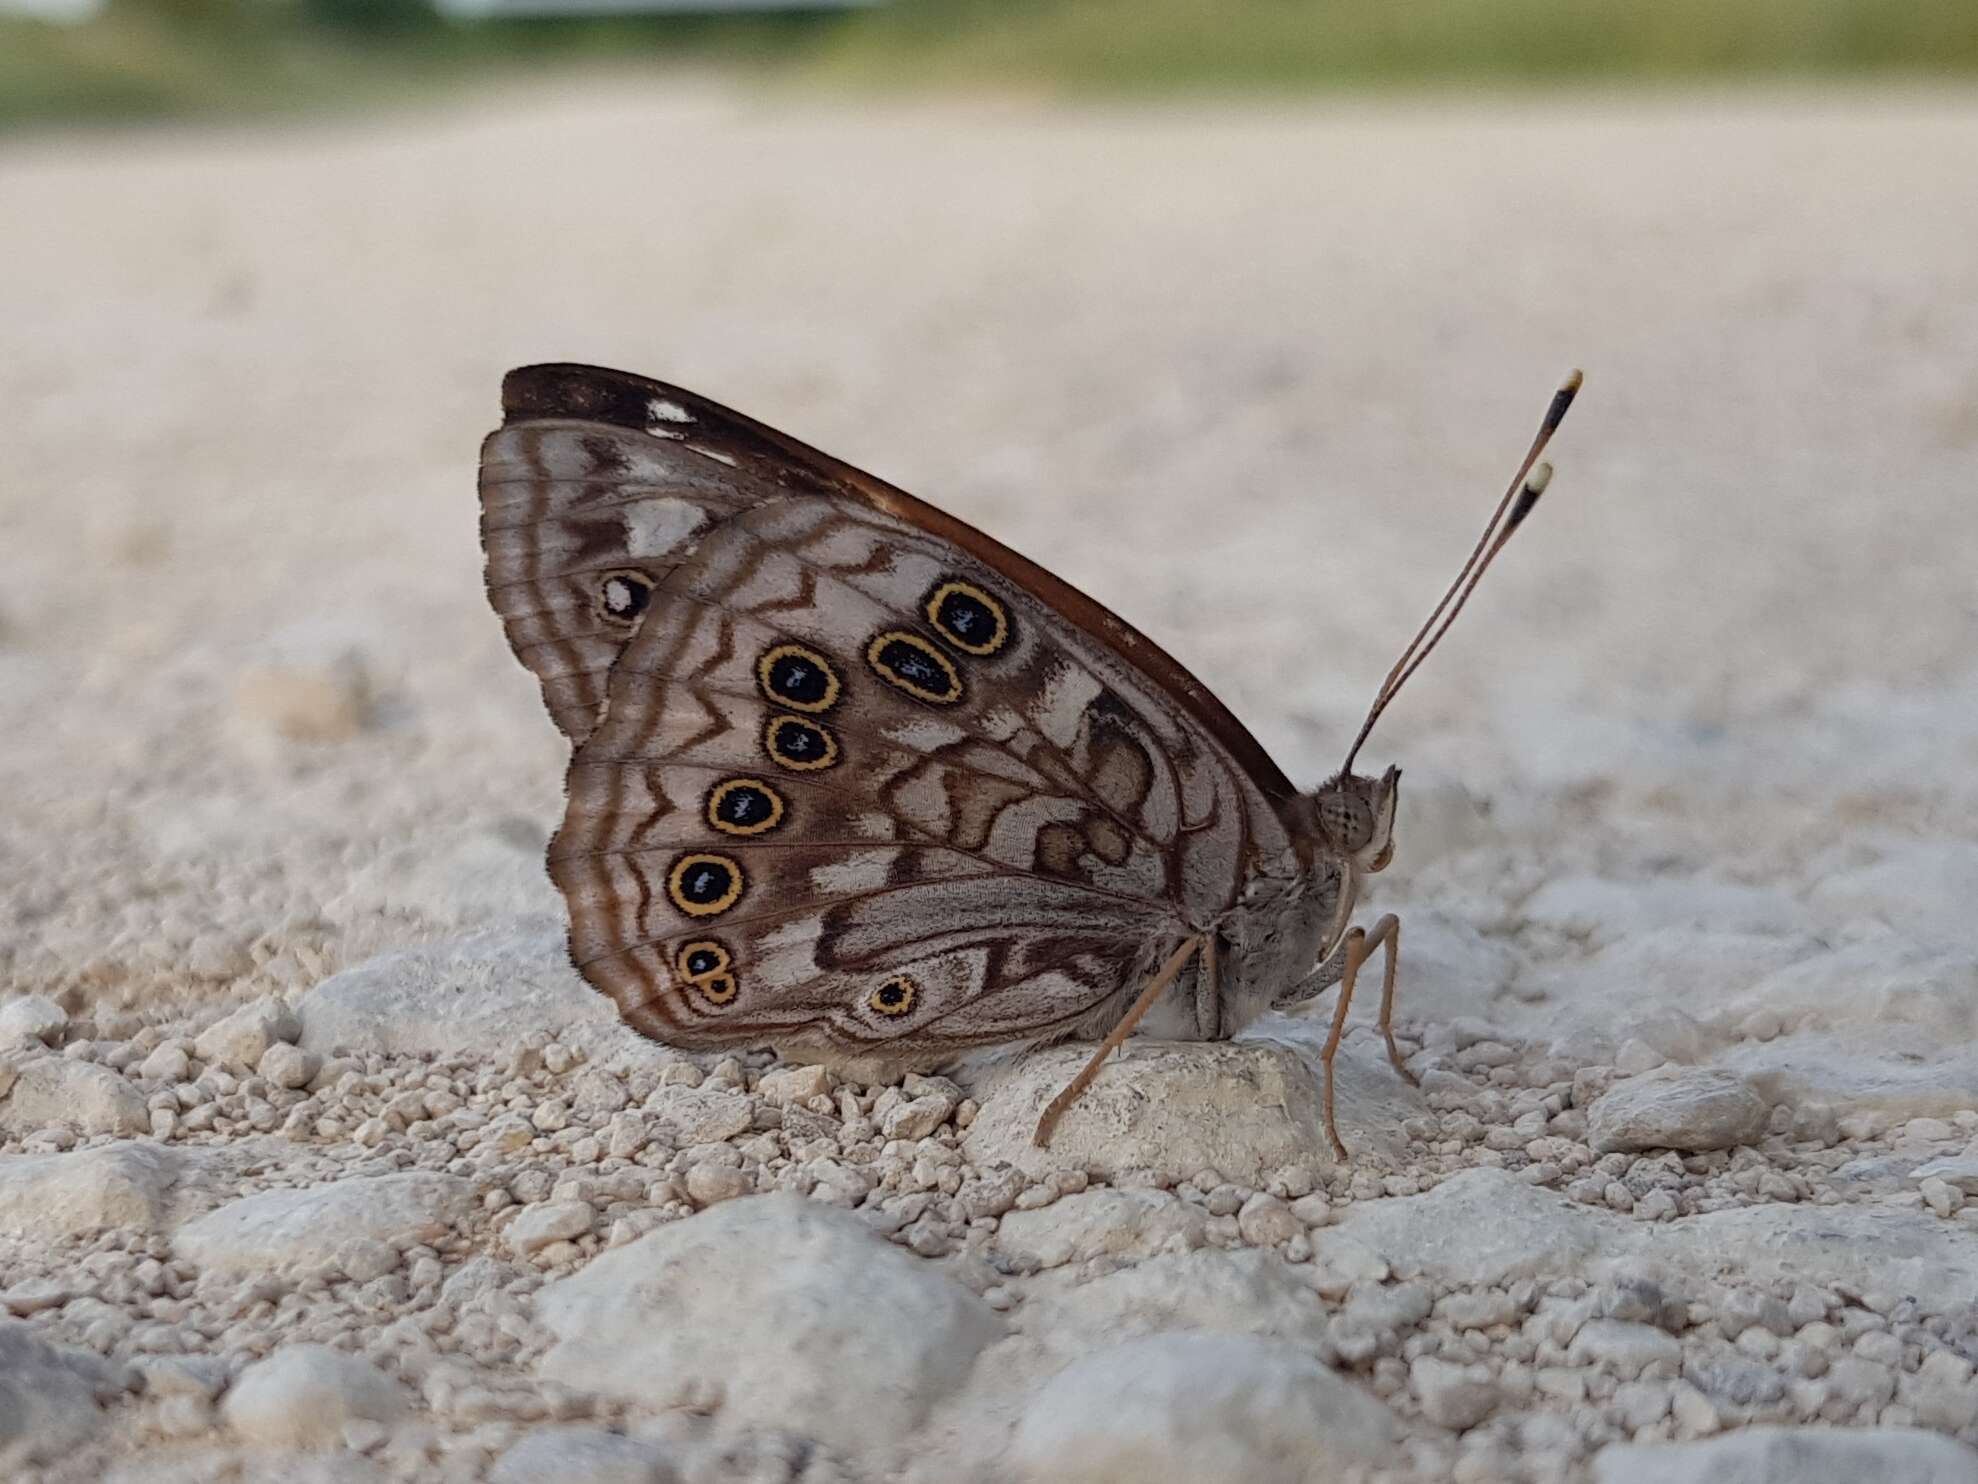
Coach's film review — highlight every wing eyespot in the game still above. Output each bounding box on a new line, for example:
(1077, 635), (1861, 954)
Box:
(763, 714), (839, 772)
(868, 975), (919, 1017)
(666, 853), (745, 917)
(676, 939), (738, 1006)
(925, 578), (1010, 657)
(596, 568), (654, 625)
(706, 777), (786, 838)
(693, 971), (739, 1006)
(757, 643), (841, 714)
(676, 939), (732, 979)
(865, 631), (963, 706)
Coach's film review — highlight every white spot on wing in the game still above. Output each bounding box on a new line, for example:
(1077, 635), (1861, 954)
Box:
(980, 707), (1024, 743)
(812, 850), (897, 894)
(647, 397), (694, 426)
(888, 718), (967, 750)
(1033, 661), (1103, 748)
(622, 499), (708, 560)
(686, 445), (739, 468)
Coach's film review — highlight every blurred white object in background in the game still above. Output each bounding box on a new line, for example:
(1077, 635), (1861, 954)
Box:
(434, 0), (878, 14)
(2, 0), (105, 21)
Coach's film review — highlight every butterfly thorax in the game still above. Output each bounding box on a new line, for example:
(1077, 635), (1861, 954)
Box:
(1214, 850), (1353, 1035)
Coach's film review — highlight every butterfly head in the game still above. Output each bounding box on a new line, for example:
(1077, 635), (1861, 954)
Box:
(1308, 765), (1401, 873)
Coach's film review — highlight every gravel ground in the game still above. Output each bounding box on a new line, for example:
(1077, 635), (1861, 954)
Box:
(3, 81), (1978, 1483)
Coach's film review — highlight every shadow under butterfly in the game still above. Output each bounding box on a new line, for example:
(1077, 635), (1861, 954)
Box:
(478, 363), (1581, 1157)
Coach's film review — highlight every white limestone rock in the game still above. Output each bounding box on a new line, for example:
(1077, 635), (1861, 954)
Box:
(1723, 1023), (1978, 1124)
(1410, 1355), (1500, 1430)
(221, 1344), (407, 1450)
(1023, 1248), (1331, 1350)
(194, 995), (301, 1069)
(0, 1320), (120, 1468)
(646, 1087), (752, 1145)
(1007, 1333), (1395, 1482)
(0, 1142), (183, 1240)
(1593, 1424), (1978, 1484)
(1646, 1200), (1978, 1313)
(910, 1249), (1337, 1483)
(0, 1054), (148, 1136)
(258, 1041), (318, 1090)
(1912, 1156), (1978, 1195)
(1587, 1067), (1770, 1153)
(1567, 1319), (1683, 1378)
(506, 1200), (596, 1256)
(0, 994), (67, 1047)
(139, 1042), (191, 1083)
(964, 1036), (1415, 1186)
(298, 923), (646, 1064)
(101, 1451), (388, 1484)
(174, 1172), (472, 1274)
(489, 1426), (681, 1484)
(1331, 1167), (1626, 1286)
(534, 1194), (1001, 1468)
(754, 1064), (833, 1105)
(326, 818), (561, 931)
(994, 1188), (1208, 1271)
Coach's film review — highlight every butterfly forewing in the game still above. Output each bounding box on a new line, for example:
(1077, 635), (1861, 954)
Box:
(479, 368), (856, 744)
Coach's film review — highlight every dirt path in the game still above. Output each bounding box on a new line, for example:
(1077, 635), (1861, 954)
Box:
(3, 83), (1977, 1483)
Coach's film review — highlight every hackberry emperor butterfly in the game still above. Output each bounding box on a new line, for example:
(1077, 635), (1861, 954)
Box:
(479, 364), (1580, 1157)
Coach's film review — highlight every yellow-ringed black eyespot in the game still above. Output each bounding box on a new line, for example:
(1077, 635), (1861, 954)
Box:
(597, 568), (655, 624)
(706, 777), (786, 837)
(865, 631), (963, 706)
(666, 853), (744, 917)
(925, 579), (1010, 657)
(695, 971), (739, 1005)
(757, 643), (841, 713)
(675, 941), (739, 1006)
(868, 975), (918, 1017)
(675, 939), (732, 982)
(763, 714), (839, 772)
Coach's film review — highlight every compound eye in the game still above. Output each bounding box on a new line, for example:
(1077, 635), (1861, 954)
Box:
(1317, 789), (1373, 853)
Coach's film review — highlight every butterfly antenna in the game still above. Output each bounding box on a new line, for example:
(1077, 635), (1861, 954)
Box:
(1339, 370), (1582, 776)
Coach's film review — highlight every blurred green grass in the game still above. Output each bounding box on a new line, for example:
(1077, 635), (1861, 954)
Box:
(7, 0), (1978, 130)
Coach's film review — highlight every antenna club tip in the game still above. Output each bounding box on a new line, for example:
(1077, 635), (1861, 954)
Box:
(1504, 462), (1553, 533)
(1562, 369), (1585, 394)
(1540, 371), (1584, 435)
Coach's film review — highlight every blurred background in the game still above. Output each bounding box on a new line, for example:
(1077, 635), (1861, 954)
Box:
(6, 0), (1978, 126)
(3, 1), (1977, 1024)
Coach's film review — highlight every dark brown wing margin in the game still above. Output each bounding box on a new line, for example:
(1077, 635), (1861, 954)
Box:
(500, 363), (1299, 808)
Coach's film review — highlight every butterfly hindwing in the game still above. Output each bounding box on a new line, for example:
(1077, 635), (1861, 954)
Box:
(553, 495), (1224, 1054)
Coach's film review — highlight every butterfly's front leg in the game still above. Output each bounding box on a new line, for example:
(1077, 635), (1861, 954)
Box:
(1315, 913), (1414, 1160)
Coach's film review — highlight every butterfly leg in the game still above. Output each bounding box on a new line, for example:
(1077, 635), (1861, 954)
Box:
(1316, 932), (1363, 1161)
(1033, 936), (1202, 1149)
(1367, 913), (1418, 1088)
(1317, 913), (1411, 1159)
(1193, 932), (1222, 1041)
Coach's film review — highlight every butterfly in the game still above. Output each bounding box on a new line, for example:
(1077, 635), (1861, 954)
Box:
(478, 363), (1580, 1157)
